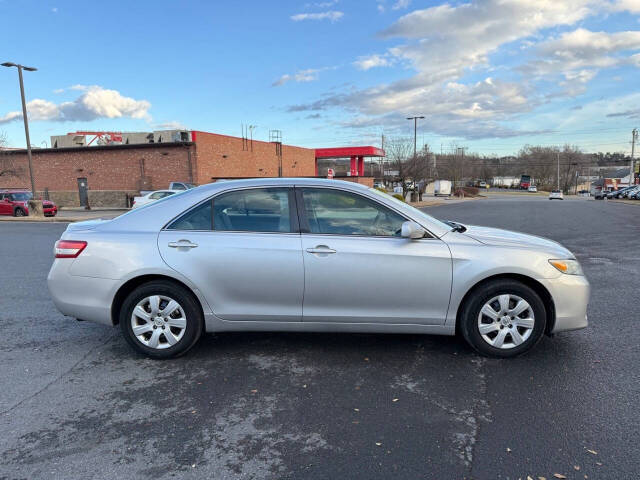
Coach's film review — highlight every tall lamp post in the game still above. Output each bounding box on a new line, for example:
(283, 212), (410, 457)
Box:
(2, 62), (37, 197)
(406, 116), (425, 158)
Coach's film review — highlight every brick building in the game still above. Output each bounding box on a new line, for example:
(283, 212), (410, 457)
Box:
(0, 130), (319, 207)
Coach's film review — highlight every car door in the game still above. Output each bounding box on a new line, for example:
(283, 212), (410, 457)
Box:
(0, 194), (10, 215)
(158, 186), (304, 322)
(297, 187), (452, 325)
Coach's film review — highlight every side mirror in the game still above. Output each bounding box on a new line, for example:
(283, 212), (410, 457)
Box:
(401, 221), (426, 239)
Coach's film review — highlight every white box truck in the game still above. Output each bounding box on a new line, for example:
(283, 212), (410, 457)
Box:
(434, 180), (452, 196)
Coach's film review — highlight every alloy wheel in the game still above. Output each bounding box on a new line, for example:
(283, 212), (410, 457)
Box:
(477, 294), (535, 349)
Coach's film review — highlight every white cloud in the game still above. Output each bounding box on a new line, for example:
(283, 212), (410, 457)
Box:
(272, 74), (292, 87)
(288, 0), (640, 139)
(610, 0), (640, 14)
(0, 86), (151, 124)
(522, 28), (640, 93)
(272, 67), (333, 86)
(392, 0), (411, 10)
(0, 111), (22, 124)
(290, 10), (344, 22)
(354, 54), (392, 70)
(305, 0), (338, 7)
(155, 121), (187, 130)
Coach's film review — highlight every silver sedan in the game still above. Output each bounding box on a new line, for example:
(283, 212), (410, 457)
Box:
(48, 178), (589, 359)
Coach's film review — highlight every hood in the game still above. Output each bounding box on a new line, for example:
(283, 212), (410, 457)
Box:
(462, 225), (572, 257)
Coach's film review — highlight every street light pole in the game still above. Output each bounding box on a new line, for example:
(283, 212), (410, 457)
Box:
(406, 116), (425, 159)
(557, 151), (560, 191)
(631, 128), (638, 186)
(2, 62), (37, 197)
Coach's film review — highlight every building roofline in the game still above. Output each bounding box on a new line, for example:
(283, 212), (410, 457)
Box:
(190, 130), (312, 150)
(0, 142), (193, 155)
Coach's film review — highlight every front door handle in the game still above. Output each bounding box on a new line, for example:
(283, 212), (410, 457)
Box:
(168, 240), (198, 249)
(306, 245), (336, 255)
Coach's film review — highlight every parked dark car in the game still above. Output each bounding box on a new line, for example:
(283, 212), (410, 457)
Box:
(607, 186), (634, 199)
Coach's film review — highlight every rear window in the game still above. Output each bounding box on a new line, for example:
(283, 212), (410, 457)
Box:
(167, 201), (212, 230)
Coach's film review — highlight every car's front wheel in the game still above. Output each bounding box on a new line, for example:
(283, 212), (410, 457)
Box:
(14, 207), (26, 216)
(460, 279), (546, 358)
(120, 280), (204, 359)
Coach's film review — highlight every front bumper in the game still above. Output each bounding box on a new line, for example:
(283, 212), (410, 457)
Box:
(539, 274), (590, 333)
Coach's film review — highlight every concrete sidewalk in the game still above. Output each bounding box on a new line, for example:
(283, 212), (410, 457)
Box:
(0, 208), (127, 222)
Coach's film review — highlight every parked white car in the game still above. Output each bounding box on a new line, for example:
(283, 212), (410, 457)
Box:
(549, 190), (564, 200)
(169, 182), (196, 191)
(528, 186), (538, 193)
(132, 190), (180, 209)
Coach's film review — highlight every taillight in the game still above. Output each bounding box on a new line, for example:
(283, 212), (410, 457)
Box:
(55, 240), (87, 258)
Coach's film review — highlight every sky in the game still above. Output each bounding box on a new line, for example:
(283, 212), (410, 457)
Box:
(1, 0), (640, 156)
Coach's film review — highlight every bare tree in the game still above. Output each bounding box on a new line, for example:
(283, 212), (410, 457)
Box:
(384, 136), (413, 196)
(0, 131), (25, 179)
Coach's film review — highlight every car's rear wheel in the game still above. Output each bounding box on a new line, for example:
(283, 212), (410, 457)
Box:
(460, 279), (546, 358)
(14, 207), (26, 217)
(119, 280), (204, 359)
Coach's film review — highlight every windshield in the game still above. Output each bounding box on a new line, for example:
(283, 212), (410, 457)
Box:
(367, 187), (451, 231)
(10, 192), (32, 201)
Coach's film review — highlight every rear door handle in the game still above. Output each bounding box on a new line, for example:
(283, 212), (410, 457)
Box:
(306, 245), (336, 255)
(168, 240), (198, 249)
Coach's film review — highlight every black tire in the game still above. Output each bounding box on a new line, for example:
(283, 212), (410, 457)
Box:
(459, 279), (546, 358)
(119, 280), (204, 359)
(14, 207), (26, 217)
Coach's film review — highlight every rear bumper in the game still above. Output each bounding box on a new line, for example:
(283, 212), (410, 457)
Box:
(539, 274), (590, 333)
(47, 259), (116, 325)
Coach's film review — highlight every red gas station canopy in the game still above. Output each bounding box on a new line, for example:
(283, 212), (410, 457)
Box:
(315, 146), (385, 159)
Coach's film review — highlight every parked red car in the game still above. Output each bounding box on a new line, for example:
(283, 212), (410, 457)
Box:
(0, 189), (58, 217)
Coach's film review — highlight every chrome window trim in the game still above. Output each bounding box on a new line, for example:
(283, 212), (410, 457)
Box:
(163, 185), (296, 234)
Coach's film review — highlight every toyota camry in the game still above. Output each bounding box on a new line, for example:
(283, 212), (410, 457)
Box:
(47, 178), (589, 359)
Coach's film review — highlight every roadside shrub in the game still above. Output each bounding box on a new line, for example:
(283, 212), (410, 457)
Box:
(454, 187), (480, 197)
(392, 193), (406, 202)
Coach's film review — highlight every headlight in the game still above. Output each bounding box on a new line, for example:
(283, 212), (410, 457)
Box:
(548, 259), (583, 275)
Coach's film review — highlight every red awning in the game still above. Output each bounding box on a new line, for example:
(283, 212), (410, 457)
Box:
(315, 146), (385, 159)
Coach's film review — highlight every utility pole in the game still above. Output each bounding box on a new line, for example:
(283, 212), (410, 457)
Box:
(248, 125), (257, 152)
(406, 116), (425, 158)
(380, 133), (385, 178)
(2, 62), (37, 197)
(457, 147), (468, 186)
(630, 128), (638, 186)
(557, 151), (560, 190)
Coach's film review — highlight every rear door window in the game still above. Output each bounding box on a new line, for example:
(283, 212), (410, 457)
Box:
(213, 188), (293, 233)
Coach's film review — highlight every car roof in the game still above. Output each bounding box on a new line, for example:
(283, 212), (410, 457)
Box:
(103, 177), (451, 237)
(196, 177), (370, 191)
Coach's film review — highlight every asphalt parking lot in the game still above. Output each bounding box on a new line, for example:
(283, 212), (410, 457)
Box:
(1, 196), (638, 480)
